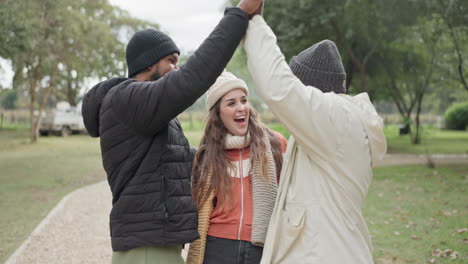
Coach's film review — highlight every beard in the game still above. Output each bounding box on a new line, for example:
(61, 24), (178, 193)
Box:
(150, 70), (162, 81)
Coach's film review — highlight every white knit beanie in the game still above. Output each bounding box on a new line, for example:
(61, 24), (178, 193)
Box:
(206, 71), (249, 110)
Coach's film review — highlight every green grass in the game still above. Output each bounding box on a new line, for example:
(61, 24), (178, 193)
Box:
(0, 127), (105, 263)
(184, 130), (204, 147)
(0, 122), (31, 148)
(267, 123), (468, 155)
(267, 123), (291, 139)
(365, 165), (468, 263)
(384, 125), (468, 154)
(180, 120), (204, 147)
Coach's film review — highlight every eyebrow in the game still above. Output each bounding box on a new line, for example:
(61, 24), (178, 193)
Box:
(224, 95), (247, 102)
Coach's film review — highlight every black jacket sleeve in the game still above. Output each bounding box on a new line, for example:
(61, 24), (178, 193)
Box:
(111, 8), (249, 136)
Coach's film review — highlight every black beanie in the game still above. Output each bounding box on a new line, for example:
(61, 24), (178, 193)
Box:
(289, 40), (346, 94)
(126, 29), (180, 78)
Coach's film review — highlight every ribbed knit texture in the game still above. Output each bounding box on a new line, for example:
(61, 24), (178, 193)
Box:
(289, 39), (347, 94)
(251, 133), (277, 246)
(186, 133), (277, 263)
(206, 71), (249, 110)
(126, 28), (180, 77)
(224, 133), (250, 149)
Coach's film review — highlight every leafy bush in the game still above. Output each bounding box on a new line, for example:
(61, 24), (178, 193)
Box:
(445, 102), (468, 130)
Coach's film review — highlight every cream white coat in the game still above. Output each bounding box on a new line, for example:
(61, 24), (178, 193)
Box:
(244, 16), (387, 264)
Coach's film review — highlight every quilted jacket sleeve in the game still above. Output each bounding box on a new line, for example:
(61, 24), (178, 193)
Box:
(112, 8), (249, 136)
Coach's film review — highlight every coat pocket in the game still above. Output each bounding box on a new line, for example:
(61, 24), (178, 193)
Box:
(269, 204), (320, 264)
(286, 206), (305, 227)
(270, 205), (306, 263)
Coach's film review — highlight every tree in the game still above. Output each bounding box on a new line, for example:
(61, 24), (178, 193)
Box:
(249, 0), (466, 144)
(260, 0), (420, 96)
(435, 0), (468, 92)
(0, 89), (17, 110)
(379, 0), (468, 143)
(0, 0), (159, 142)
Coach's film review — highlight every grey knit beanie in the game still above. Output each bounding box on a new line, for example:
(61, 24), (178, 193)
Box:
(126, 29), (180, 77)
(289, 40), (346, 94)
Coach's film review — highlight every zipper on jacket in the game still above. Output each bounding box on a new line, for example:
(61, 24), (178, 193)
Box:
(237, 149), (244, 240)
(161, 174), (168, 220)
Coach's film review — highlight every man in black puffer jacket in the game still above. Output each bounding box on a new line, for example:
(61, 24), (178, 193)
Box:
(81, 1), (263, 262)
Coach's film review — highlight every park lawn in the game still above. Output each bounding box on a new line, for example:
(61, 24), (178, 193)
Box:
(384, 125), (468, 154)
(366, 165), (468, 263)
(0, 128), (105, 263)
(0, 123), (30, 149)
(266, 123), (468, 155)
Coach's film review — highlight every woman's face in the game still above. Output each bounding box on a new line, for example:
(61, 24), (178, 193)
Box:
(219, 88), (250, 136)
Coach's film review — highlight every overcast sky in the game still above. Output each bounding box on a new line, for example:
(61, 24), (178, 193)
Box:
(109, 0), (229, 52)
(0, 0), (229, 88)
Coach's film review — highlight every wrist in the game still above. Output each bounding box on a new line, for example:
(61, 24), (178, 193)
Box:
(235, 3), (256, 19)
(224, 7), (249, 19)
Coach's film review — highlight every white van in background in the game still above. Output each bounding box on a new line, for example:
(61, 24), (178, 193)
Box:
(39, 101), (86, 136)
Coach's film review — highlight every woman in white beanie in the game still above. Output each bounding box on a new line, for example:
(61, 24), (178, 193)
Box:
(187, 71), (287, 264)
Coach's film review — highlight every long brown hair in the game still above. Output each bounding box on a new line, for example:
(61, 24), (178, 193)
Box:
(192, 101), (283, 211)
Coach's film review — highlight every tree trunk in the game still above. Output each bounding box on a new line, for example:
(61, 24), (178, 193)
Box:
(445, 13), (468, 92)
(33, 64), (58, 139)
(411, 33), (438, 144)
(379, 57), (415, 134)
(331, 19), (378, 93)
(12, 64), (24, 90)
(412, 93), (424, 144)
(330, 21), (373, 93)
(359, 68), (366, 93)
(437, 0), (468, 92)
(29, 58), (42, 143)
(344, 44), (367, 93)
(345, 59), (354, 91)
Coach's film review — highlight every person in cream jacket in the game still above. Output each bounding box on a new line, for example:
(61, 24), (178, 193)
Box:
(244, 15), (387, 264)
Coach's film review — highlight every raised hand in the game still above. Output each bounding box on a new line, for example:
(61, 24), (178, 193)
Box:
(237, 0), (263, 17)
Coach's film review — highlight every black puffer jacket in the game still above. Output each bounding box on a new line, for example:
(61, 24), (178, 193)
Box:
(81, 8), (249, 251)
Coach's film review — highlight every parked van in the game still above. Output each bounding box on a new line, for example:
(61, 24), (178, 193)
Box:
(39, 101), (86, 136)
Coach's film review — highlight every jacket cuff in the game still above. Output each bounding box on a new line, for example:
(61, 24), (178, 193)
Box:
(225, 7), (249, 20)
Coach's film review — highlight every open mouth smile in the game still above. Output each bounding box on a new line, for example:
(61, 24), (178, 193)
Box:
(234, 116), (246, 125)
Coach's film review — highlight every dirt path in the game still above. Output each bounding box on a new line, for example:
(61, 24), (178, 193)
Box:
(5, 154), (467, 264)
(5, 181), (113, 264)
(374, 153), (468, 167)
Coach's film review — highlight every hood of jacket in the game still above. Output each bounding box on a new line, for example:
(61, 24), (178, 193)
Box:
(81, 77), (127, 137)
(349, 92), (387, 162)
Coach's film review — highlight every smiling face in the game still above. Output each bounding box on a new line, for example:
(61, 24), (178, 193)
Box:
(219, 88), (250, 136)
